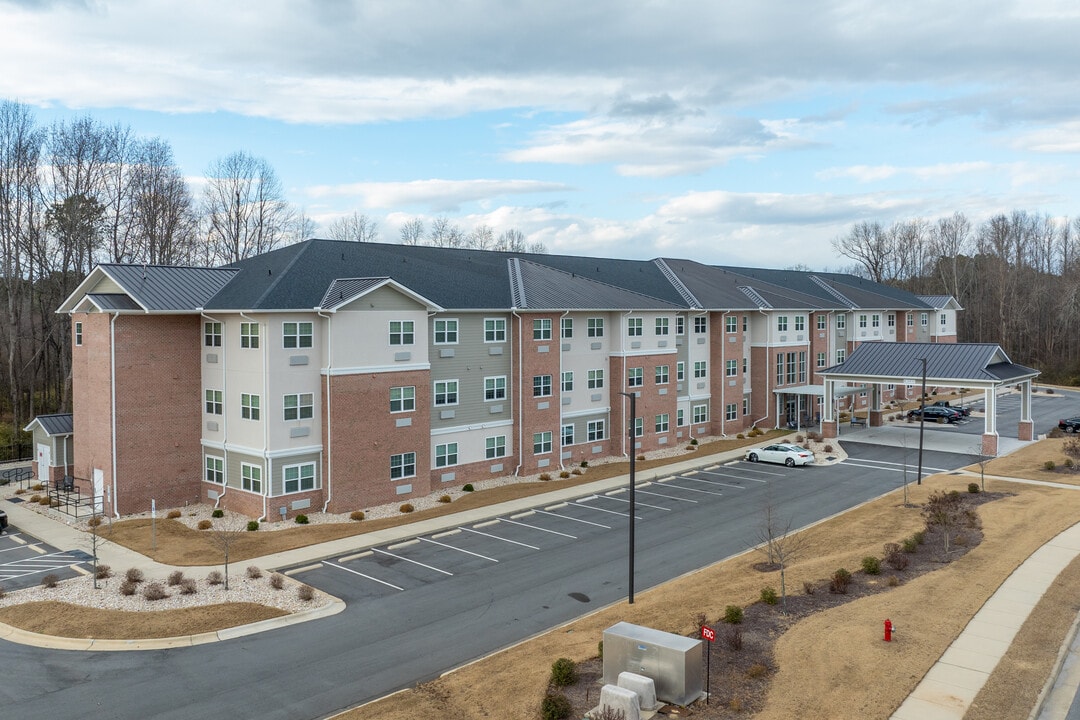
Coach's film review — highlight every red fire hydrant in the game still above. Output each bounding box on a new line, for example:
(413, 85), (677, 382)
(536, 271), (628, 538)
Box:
(884, 619), (894, 642)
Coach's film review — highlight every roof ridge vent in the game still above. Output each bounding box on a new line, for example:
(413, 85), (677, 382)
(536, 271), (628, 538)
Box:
(508, 258), (526, 308)
(809, 275), (854, 308)
(653, 258), (701, 308)
(738, 285), (772, 309)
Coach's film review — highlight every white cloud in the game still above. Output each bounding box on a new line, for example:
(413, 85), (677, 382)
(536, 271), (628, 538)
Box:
(817, 162), (994, 183)
(1013, 122), (1080, 153)
(303, 179), (572, 212)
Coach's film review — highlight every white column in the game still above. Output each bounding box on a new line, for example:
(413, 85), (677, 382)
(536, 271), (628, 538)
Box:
(983, 387), (997, 435)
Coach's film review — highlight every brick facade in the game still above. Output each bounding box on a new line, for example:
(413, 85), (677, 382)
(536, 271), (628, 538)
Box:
(517, 313), (564, 475)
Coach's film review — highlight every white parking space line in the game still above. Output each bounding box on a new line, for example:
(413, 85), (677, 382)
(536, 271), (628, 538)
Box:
(636, 488), (698, 503)
(679, 474), (746, 490)
(323, 561), (403, 591)
(730, 465), (786, 477)
(656, 479), (724, 497)
(695, 469), (763, 485)
(372, 548), (454, 576)
(533, 509), (610, 529)
(418, 537), (499, 562)
(594, 495), (671, 511)
(574, 497), (641, 519)
(498, 518), (577, 539)
(843, 458), (954, 474)
(461, 527), (540, 550)
(0, 542), (40, 554)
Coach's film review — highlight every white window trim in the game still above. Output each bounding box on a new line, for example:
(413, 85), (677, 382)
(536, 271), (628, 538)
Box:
(484, 375), (507, 402)
(282, 321), (313, 349)
(205, 455), (224, 484)
(282, 461), (318, 494)
(433, 318), (459, 345)
(435, 442), (459, 468)
(390, 385), (416, 413)
(434, 379), (460, 406)
(390, 452), (417, 480)
(283, 392), (314, 422)
(484, 317), (507, 343)
(241, 462), (263, 493)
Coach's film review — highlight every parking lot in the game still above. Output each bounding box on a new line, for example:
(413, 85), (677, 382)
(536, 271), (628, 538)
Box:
(0, 520), (91, 592)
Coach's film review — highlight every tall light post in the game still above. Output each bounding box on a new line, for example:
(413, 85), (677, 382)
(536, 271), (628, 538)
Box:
(619, 391), (637, 604)
(916, 357), (927, 485)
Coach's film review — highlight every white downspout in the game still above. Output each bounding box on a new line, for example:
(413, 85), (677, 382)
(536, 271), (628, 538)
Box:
(201, 312), (228, 509)
(720, 311), (728, 438)
(240, 311), (268, 522)
(622, 310), (633, 457)
(110, 313), (119, 518)
(512, 311), (523, 477)
(318, 309), (333, 512)
(753, 309), (772, 429)
(557, 310), (569, 470)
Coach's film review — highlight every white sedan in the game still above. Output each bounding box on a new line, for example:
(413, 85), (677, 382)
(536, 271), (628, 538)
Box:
(745, 443), (814, 467)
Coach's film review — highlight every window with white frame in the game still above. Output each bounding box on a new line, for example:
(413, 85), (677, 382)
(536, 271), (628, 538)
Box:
(940, 313), (947, 327)
(240, 322), (259, 348)
(786, 351), (796, 384)
(484, 376), (506, 401)
(676, 361), (685, 381)
(205, 389), (222, 415)
(817, 352), (826, 368)
(655, 365), (669, 384)
(776, 353), (784, 384)
(725, 359), (737, 377)
(837, 314), (846, 330)
(655, 414), (669, 433)
(836, 348), (846, 364)
(743, 397), (749, 416)
(434, 380), (459, 405)
(390, 452), (416, 479)
(692, 404), (708, 424)
(817, 315), (826, 330)
(725, 403), (737, 421)
(435, 443), (458, 468)
(799, 351), (807, 382)
(485, 318), (506, 342)
(241, 393), (260, 420)
(74, 321), (83, 346)
(587, 317), (604, 337)
(203, 321), (220, 347)
(588, 419), (606, 441)
(777, 316), (788, 332)
(743, 357), (747, 374)
(677, 408), (685, 426)
(627, 317), (643, 336)
(533, 431), (552, 454)
(433, 319), (458, 344)
(561, 371), (574, 392)
(390, 386), (415, 412)
(283, 392), (313, 421)
(742, 315), (748, 331)
(241, 463), (262, 493)
(795, 316), (805, 331)
(725, 315), (737, 333)
(921, 312), (928, 326)
(887, 313), (895, 328)
(907, 313), (914, 326)
(562, 424), (575, 446)
(694, 361), (707, 378)
(694, 316), (707, 334)
(533, 318), (551, 340)
(533, 374), (552, 397)
(588, 369), (604, 389)
(205, 456), (224, 484)
(283, 462), (316, 493)
(655, 317), (669, 335)
(676, 316), (685, 335)
(561, 317), (573, 338)
(627, 367), (643, 387)
(283, 321), (313, 349)
(858, 314), (867, 328)
(634, 417), (644, 437)
(486, 435), (506, 459)
(872, 314), (880, 328)
(389, 320), (414, 345)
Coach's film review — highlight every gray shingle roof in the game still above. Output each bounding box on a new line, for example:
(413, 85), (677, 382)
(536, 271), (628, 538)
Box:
(319, 278), (391, 310)
(99, 265), (239, 311)
(820, 342), (1038, 384)
(25, 413), (74, 436)
(511, 259), (683, 310)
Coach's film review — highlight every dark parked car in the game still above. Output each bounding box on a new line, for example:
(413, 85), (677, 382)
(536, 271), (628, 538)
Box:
(0, 508), (7, 532)
(1059, 417), (1080, 433)
(931, 400), (971, 417)
(907, 406), (963, 423)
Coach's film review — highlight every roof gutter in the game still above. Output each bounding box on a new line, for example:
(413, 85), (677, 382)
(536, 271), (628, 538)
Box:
(110, 313), (119, 519)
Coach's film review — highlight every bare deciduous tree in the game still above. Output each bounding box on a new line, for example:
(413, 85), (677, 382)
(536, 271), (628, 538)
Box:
(203, 151), (294, 263)
(326, 211), (379, 243)
(398, 217), (424, 245)
(208, 518), (248, 590)
(754, 498), (806, 613)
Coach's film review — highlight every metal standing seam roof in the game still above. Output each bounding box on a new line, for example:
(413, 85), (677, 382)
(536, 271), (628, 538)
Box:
(24, 413), (74, 436)
(511, 258), (684, 310)
(819, 342), (1039, 384)
(85, 294), (142, 311)
(319, 278), (391, 309)
(98, 264), (239, 311)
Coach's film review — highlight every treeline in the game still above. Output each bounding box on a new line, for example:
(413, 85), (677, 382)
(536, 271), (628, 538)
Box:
(833, 211), (1080, 384)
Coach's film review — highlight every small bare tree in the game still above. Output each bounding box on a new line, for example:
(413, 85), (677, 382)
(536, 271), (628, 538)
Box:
(208, 518), (248, 590)
(972, 442), (997, 491)
(754, 498), (806, 613)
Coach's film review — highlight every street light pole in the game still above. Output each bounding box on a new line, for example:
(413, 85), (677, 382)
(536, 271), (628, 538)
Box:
(917, 357), (927, 485)
(619, 391), (636, 604)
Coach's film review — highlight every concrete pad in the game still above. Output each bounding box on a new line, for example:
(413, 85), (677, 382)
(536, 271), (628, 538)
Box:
(893, 690), (969, 720)
(993, 584), (1045, 606)
(962, 618), (1020, 644)
(979, 595), (1038, 617)
(971, 606), (1029, 631)
(922, 663), (990, 692)
(908, 676), (981, 707)
(948, 632), (1011, 657)
(937, 645), (1002, 675)
(1028, 544), (1079, 565)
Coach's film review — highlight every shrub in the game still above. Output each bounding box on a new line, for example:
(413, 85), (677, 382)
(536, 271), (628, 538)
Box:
(349, 510), (365, 521)
(913, 530), (925, 545)
(246, 566), (262, 579)
(166, 509), (181, 519)
(830, 568), (852, 594)
(438, 495), (452, 503)
(571, 468), (582, 475)
(269, 573), (285, 590)
(559, 470), (570, 478)
(207, 570), (223, 586)
(31, 483), (42, 491)
(902, 536), (918, 553)
(580, 461), (589, 468)
(38, 496), (51, 505)
(119, 580), (137, 596)
(540, 692), (572, 720)
(686, 444), (696, 450)
(725, 624), (744, 650)
(539, 473), (553, 481)
(824, 444), (834, 453)
(747, 663), (769, 679)
(95, 564), (112, 580)
(167, 570), (184, 586)
(399, 503), (415, 513)
(298, 584), (315, 602)
(884, 543), (909, 570)
(636, 454), (645, 461)
(887, 575), (901, 587)
(28, 494), (40, 503)
(968, 482), (980, 494)
(246, 520), (259, 531)
(723, 605), (744, 624)
(795, 434), (804, 443)
(87, 516), (102, 528)
(125, 568), (144, 584)
(803, 580), (816, 595)
(760, 586), (778, 605)
(211, 508), (224, 518)
(1067, 458), (1075, 469)
(295, 514), (309, 524)
(41, 573), (59, 589)
(737, 433), (745, 439)
(462, 483), (474, 492)
(143, 582), (168, 601)
(597, 640), (603, 660)
(197, 519), (212, 530)
(1045, 460), (1057, 471)
(179, 578), (197, 595)
(729, 697), (744, 712)
(549, 657), (578, 687)
(861, 556), (881, 575)
(690, 438), (698, 445)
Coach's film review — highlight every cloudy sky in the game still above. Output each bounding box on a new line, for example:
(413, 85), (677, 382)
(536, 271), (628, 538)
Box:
(3, 0), (1079, 269)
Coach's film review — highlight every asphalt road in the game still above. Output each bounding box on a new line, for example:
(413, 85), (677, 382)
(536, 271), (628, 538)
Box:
(0, 441), (980, 720)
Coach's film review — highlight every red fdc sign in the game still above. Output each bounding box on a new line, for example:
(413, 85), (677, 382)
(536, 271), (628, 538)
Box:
(701, 626), (716, 642)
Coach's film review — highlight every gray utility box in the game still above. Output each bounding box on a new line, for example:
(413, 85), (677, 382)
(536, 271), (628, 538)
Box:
(602, 622), (702, 706)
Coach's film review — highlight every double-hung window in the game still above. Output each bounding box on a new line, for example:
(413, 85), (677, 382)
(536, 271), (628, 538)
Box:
(725, 359), (737, 377)
(858, 314), (868, 328)
(205, 389), (222, 415)
(655, 414), (669, 433)
(283, 463), (316, 493)
(561, 317), (573, 338)
(627, 318), (643, 336)
(435, 443), (458, 468)
(533, 375), (552, 397)
(390, 386), (415, 412)
(795, 316), (805, 332)
(205, 456), (224, 484)
(434, 319), (458, 344)
(816, 352), (826, 368)
(655, 317), (669, 335)
(283, 321), (313, 349)
(837, 314), (846, 330)
(561, 371), (574, 392)
(677, 408), (685, 426)
(587, 318), (604, 337)
(676, 316), (685, 335)
(627, 367), (643, 387)
(634, 417), (644, 437)
(726, 403), (738, 421)
(872, 314), (880, 329)
(725, 316), (737, 333)
(533, 431), (552, 454)
(486, 436), (506, 459)
(817, 315), (826, 330)
(694, 361), (707, 379)
(694, 316), (707, 334)
(389, 320), (414, 345)
(587, 369), (604, 389)
(655, 365), (669, 384)
(485, 318), (506, 342)
(676, 362), (685, 381)
(204, 322), (221, 347)
(390, 452), (416, 479)
(241, 463), (262, 493)
(921, 313), (929, 327)
(241, 393), (260, 420)
(562, 424), (575, 446)
(484, 376), (507, 401)
(283, 392), (313, 421)
(692, 404), (708, 424)
(836, 349), (847, 364)
(777, 316), (788, 332)
(240, 322), (259, 349)
(587, 420), (606, 441)
(533, 318), (551, 340)
(434, 380), (458, 406)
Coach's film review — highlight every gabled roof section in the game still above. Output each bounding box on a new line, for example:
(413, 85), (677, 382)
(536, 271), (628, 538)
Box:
(24, 413), (74, 436)
(918, 295), (963, 311)
(510, 258), (683, 310)
(58, 264), (238, 314)
(84, 294), (141, 311)
(319, 277), (443, 312)
(819, 342), (1038, 386)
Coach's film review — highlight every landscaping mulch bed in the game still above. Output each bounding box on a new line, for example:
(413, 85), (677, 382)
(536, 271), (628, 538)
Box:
(560, 489), (1006, 719)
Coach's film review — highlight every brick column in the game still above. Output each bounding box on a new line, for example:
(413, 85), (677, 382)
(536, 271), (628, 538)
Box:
(822, 419), (838, 439)
(1017, 419), (1034, 442)
(981, 432), (999, 456)
(869, 409), (884, 427)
